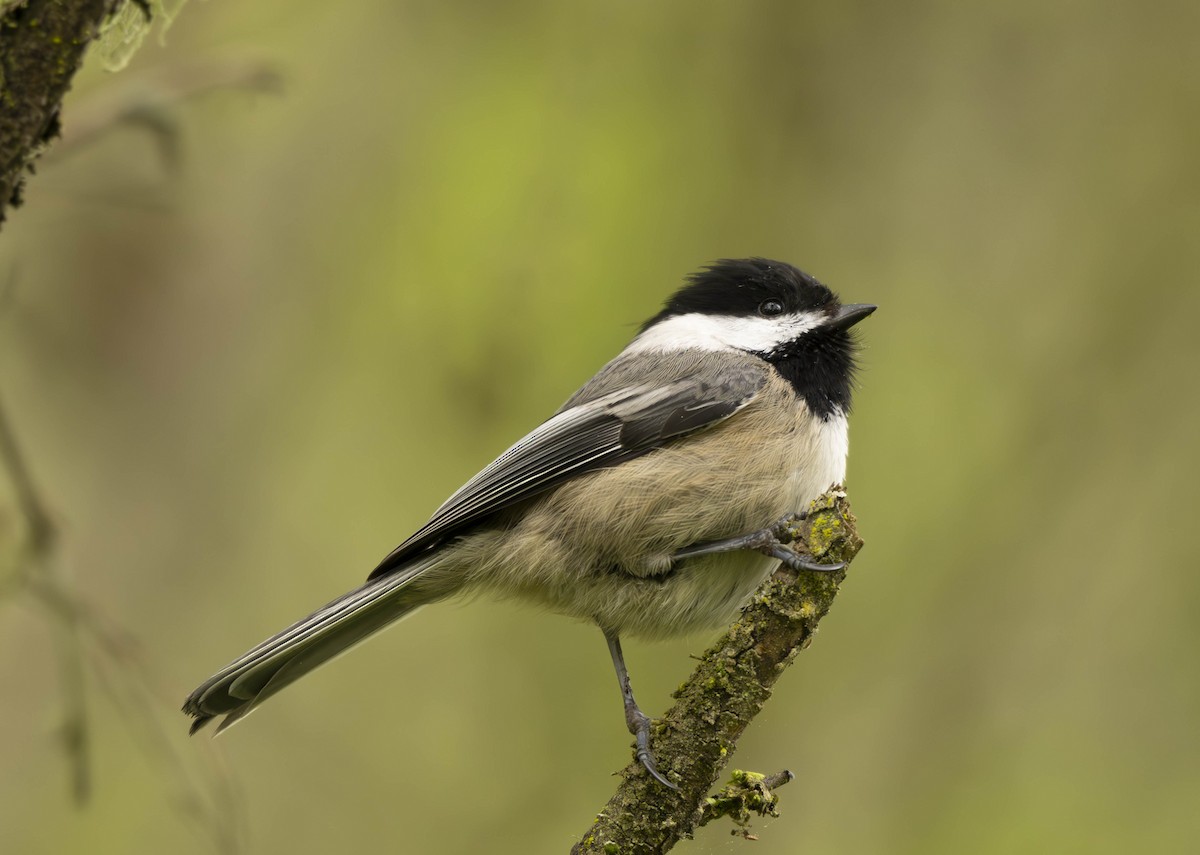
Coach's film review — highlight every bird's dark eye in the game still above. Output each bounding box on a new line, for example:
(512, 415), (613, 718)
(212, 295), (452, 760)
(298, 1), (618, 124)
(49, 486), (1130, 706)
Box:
(758, 299), (785, 317)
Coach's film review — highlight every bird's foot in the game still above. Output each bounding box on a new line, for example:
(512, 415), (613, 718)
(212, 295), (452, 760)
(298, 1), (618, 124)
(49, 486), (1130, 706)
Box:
(672, 514), (844, 573)
(626, 707), (678, 790)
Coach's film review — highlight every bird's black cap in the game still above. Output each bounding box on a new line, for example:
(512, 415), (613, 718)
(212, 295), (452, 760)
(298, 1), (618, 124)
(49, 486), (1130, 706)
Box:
(642, 258), (836, 331)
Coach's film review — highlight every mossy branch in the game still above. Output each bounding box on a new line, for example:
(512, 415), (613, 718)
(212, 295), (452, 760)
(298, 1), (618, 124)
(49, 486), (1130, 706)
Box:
(571, 491), (863, 854)
(0, 0), (125, 230)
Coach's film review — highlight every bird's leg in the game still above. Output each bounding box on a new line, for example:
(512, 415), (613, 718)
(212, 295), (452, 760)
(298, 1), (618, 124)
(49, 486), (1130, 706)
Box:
(603, 628), (678, 790)
(672, 513), (845, 573)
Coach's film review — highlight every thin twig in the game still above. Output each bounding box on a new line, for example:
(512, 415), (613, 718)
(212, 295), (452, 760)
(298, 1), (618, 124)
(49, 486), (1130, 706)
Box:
(697, 768), (795, 839)
(47, 56), (283, 168)
(0, 393), (244, 849)
(0, 392), (90, 802)
(0, 393), (56, 556)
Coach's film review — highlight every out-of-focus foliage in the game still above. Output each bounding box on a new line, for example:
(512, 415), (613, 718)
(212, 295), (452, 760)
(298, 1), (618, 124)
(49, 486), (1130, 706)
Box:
(1, 1), (1198, 853)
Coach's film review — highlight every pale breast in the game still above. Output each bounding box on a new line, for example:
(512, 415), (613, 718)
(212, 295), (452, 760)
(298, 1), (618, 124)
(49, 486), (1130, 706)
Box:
(782, 406), (848, 511)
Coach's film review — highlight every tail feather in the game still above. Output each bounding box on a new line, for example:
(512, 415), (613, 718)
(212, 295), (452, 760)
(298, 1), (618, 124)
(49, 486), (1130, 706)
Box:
(183, 556), (438, 733)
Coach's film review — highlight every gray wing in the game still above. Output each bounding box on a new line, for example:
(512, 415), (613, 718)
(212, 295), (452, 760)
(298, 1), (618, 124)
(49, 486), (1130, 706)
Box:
(367, 363), (766, 581)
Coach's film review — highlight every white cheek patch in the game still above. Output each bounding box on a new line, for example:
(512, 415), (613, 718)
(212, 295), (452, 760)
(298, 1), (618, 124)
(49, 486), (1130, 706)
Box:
(624, 311), (824, 355)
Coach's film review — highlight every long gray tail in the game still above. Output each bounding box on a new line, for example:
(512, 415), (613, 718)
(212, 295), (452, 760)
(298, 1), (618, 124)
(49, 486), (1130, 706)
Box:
(183, 555), (441, 734)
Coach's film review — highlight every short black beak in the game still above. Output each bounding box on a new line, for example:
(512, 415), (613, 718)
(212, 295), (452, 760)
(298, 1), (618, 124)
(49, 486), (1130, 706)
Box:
(824, 303), (877, 332)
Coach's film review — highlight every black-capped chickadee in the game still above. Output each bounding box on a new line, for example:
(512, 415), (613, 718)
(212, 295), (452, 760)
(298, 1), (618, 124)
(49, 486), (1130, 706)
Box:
(183, 258), (874, 788)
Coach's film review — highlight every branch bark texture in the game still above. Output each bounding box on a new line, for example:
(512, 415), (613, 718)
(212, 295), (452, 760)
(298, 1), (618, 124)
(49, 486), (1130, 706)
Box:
(572, 491), (863, 854)
(0, 0), (122, 229)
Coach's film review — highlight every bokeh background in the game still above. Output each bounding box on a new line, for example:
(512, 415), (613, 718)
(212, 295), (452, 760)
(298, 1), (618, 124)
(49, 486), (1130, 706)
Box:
(2, 1), (1198, 853)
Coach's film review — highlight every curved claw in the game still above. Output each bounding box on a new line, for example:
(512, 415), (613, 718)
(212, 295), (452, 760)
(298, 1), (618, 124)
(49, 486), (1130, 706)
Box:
(636, 746), (679, 790)
(630, 711), (678, 790)
(767, 545), (845, 573)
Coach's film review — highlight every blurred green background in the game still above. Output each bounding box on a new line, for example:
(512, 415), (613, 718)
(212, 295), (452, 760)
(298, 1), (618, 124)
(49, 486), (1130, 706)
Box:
(2, 1), (1199, 852)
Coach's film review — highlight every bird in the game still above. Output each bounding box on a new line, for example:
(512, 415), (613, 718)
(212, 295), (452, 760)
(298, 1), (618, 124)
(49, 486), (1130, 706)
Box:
(183, 257), (875, 789)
